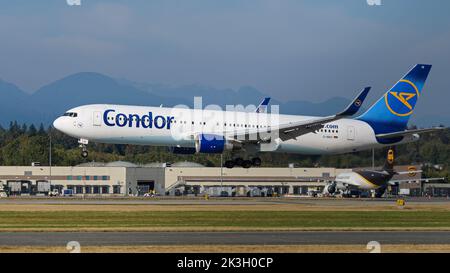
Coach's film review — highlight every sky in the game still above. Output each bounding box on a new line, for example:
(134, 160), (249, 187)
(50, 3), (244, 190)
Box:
(0, 0), (449, 117)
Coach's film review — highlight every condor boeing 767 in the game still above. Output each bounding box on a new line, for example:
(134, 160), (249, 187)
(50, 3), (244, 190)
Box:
(53, 64), (444, 168)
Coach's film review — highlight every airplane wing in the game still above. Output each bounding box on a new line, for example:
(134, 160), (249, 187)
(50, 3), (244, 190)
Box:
(235, 87), (370, 142)
(395, 170), (422, 175)
(388, 177), (445, 185)
(376, 127), (446, 139)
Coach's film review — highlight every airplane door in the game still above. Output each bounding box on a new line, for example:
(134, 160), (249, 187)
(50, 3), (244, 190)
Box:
(93, 111), (102, 126)
(347, 126), (355, 140)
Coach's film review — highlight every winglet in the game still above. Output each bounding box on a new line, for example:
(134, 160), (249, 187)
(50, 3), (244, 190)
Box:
(256, 97), (271, 113)
(337, 87), (371, 116)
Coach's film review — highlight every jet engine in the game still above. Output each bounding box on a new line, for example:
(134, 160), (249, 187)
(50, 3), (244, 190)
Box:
(323, 182), (337, 194)
(195, 134), (242, 154)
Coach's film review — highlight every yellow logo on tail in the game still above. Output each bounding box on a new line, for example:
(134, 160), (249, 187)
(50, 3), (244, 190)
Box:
(387, 149), (394, 164)
(384, 79), (419, 117)
(389, 92), (416, 110)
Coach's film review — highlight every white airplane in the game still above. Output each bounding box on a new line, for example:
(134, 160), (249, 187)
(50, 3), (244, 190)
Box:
(53, 64), (444, 168)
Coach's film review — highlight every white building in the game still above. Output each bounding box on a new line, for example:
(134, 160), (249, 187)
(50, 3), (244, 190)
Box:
(0, 161), (424, 197)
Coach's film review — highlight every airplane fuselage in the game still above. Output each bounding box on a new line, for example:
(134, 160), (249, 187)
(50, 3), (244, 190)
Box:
(53, 104), (418, 155)
(335, 170), (393, 190)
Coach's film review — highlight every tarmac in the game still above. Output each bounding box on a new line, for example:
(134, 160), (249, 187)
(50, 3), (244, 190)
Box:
(0, 197), (449, 248)
(0, 231), (449, 246)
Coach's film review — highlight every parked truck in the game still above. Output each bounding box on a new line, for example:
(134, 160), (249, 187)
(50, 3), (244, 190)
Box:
(0, 184), (8, 198)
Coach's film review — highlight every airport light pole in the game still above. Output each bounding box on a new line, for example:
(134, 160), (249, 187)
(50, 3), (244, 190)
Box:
(49, 130), (52, 190)
(220, 154), (223, 191)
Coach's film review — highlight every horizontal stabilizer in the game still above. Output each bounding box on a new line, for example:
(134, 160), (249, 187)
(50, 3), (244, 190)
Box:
(389, 177), (445, 185)
(376, 127), (445, 139)
(395, 170), (422, 175)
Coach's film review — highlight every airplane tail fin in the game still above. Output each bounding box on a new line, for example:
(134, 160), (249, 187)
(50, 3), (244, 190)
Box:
(356, 64), (432, 135)
(383, 146), (395, 174)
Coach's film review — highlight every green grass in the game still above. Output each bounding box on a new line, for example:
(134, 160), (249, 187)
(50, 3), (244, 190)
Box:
(1, 211), (450, 229)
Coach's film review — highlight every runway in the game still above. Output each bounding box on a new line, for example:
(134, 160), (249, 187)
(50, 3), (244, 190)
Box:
(1, 231), (449, 246)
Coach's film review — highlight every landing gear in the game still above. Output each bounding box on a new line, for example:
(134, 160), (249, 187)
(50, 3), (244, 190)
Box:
(224, 157), (262, 169)
(251, 157), (262, 167)
(224, 160), (235, 169)
(234, 158), (243, 166)
(78, 138), (89, 158)
(241, 160), (252, 169)
(375, 186), (387, 198)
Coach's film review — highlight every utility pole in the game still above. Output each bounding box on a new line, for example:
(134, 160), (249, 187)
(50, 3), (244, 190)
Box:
(220, 154), (224, 190)
(49, 130), (52, 190)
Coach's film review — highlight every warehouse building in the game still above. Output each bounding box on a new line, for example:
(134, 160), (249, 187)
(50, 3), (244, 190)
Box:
(0, 161), (432, 197)
(0, 162), (164, 196)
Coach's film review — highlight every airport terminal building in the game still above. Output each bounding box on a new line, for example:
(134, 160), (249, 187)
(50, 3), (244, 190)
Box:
(0, 161), (442, 197)
(0, 162), (341, 196)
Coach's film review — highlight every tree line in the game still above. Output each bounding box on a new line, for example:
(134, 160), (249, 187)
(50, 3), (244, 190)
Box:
(0, 121), (448, 180)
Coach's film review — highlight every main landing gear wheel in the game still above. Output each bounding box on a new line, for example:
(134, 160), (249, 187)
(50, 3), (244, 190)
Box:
(251, 157), (262, 167)
(234, 157), (244, 166)
(224, 160), (235, 169)
(241, 160), (252, 169)
(81, 150), (88, 158)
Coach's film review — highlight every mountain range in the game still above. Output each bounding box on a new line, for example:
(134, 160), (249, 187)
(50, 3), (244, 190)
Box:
(0, 72), (447, 128)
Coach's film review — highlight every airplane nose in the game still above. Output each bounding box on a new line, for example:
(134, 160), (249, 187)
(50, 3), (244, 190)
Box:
(53, 117), (63, 131)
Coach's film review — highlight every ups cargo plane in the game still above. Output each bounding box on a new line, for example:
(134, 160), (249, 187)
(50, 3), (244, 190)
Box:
(323, 147), (444, 197)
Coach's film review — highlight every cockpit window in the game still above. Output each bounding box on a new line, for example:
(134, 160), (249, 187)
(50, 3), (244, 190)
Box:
(63, 112), (78, 117)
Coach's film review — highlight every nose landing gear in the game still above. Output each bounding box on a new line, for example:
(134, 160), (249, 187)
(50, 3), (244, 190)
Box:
(78, 138), (89, 158)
